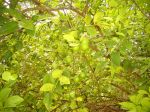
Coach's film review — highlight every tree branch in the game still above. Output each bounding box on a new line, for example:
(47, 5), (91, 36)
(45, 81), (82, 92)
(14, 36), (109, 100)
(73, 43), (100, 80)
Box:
(82, 0), (89, 17)
(26, 0), (84, 17)
(22, 6), (68, 13)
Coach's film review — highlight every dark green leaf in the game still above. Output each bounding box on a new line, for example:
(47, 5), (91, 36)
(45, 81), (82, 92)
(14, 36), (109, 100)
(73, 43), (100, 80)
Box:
(111, 52), (121, 66)
(5, 95), (23, 107)
(0, 88), (11, 102)
(0, 22), (18, 36)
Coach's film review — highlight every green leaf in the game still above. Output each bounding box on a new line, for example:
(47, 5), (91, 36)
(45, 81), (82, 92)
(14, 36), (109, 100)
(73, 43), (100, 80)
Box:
(94, 12), (103, 25)
(80, 37), (89, 50)
(0, 21), (18, 36)
(59, 76), (70, 85)
(111, 52), (121, 66)
(116, 32), (125, 37)
(138, 90), (148, 95)
(145, 23), (150, 33)
(109, 0), (118, 7)
(119, 102), (136, 110)
(43, 93), (52, 110)
(129, 95), (143, 105)
(5, 95), (24, 107)
(19, 19), (34, 30)
(52, 69), (63, 79)
(84, 15), (92, 25)
(43, 74), (53, 84)
(0, 88), (11, 102)
(40, 0), (46, 3)
(86, 26), (97, 36)
(40, 83), (54, 92)
(63, 31), (77, 42)
(141, 98), (150, 108)
(76, 97), (83, 102)
(78, 108), (89, 112)
(2, 71), (17, 81)
(70, 101), (77, 109)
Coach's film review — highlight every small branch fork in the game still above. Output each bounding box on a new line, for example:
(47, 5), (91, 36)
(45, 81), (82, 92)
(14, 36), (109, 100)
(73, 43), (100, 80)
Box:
(23, 0), (89, 17)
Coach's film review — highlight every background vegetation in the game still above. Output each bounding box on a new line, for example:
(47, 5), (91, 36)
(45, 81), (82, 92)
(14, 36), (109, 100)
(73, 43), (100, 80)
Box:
(0, 0), (150, 112)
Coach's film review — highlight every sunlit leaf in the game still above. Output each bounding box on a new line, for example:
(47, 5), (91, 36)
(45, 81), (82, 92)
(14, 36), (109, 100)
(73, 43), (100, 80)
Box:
(141, 98), (150, 109)
(86, 26), (97, 36)
(84, 15), (92, 25)
(109, 0), (118, 7)
(40, 83), (54, 92)
(52, 69), (63, 79)
(76, 97), (83, 102)
(63, 31), (77, 42)
(94, 12), (103, 25)
(40, 0), (46, 3)
(80, 37), (89, 50)
(2, 71), (17, 81)
(59, 76), (70, 85)
(119, 102), (136, 110)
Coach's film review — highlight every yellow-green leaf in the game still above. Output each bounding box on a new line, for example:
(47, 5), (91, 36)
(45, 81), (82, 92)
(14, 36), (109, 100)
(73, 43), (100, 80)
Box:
(145, 23), (150, 33)
(80, 37), (89, 50)
(84, 15), (92, 25)
(76, 97), (83, 102)
(40, 0), (46, 3)
(109, 0), (118, 7)
(94, 12), (104, 25)
(86, 26), (97, 36)
(63, 31), (77, 42)
(59, 76), (70, 85)
(52, 69), (63, 79)
(2, 71), (17, 81)
(40, 83), (54, 92)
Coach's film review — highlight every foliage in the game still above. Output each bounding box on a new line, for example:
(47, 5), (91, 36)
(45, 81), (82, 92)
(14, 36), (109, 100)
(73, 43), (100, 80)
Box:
(0, 0), (150, 112)
(0, 71), (24, 112)
(119, 89), (150, 112)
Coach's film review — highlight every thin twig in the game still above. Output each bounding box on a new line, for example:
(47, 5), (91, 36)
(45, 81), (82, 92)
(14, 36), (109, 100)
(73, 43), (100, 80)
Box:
(82, 0), (89, 17)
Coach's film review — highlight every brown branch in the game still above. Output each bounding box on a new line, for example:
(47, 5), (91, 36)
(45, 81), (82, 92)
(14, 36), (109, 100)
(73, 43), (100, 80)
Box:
(28, 0), (85, 17)
(23, 6), (84, 17)
(94, 24), (104, 37)
(31, 0), (41, 5)
(69, 7), (84, 17)
(22, 6), (68, 13)
(82, 0), (89, 17)
(66, 1), (84, 17)
(23, 7), (84, 17)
